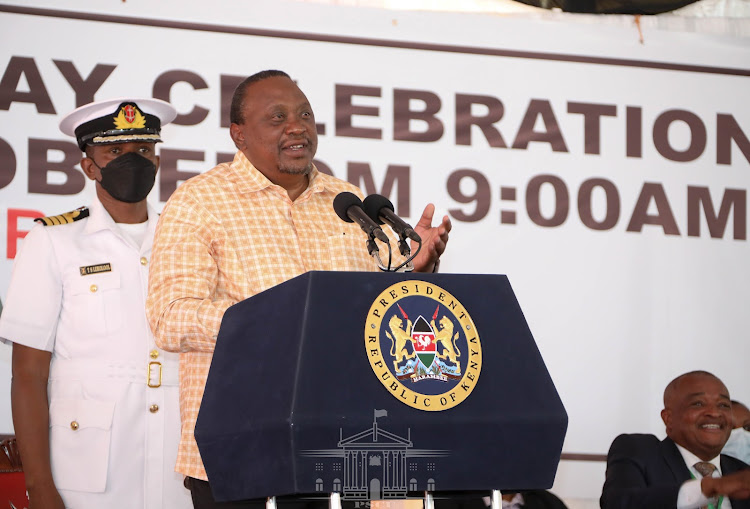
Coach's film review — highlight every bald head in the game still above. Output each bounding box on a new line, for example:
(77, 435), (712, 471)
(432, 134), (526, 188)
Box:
(661, 371), (732, 461)
(663, 370), (719, 407)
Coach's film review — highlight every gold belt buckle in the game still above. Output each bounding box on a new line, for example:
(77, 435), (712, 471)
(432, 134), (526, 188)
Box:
(147, 361), (162, 388)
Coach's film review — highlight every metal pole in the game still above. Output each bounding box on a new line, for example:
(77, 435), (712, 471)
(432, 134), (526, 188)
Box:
(490, 490), (502, 509)
(329, 492), (342, 509)
(424, 491), (435, 509)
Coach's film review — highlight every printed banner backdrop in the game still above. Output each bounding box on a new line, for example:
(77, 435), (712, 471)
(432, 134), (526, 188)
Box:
(0, 0), (748, 499)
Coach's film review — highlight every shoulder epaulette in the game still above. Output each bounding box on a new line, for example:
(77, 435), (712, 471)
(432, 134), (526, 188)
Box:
(34, 206), (90, 226)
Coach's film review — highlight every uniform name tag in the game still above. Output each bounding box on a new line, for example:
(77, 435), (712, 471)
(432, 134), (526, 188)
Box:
(80, 263), (112, 276)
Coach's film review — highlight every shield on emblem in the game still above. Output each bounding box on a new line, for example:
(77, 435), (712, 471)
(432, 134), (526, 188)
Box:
(411, 315), (436, 369)
(124, 105), (136, 123)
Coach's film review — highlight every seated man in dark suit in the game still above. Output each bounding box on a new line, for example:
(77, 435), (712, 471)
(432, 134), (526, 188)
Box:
(600, 370), (750, 509)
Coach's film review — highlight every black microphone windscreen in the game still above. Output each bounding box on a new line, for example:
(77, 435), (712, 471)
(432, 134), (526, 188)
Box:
(362, 194), (394, 225)
(333, 192), (363, 223)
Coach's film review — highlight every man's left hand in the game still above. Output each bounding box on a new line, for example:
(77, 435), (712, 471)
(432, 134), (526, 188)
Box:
(412, 203), (451, 273)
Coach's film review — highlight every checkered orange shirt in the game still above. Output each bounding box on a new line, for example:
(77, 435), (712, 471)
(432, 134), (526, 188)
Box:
(146, 151), (391, 480)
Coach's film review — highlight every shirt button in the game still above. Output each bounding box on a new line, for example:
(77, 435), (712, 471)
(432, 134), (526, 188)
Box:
(89, 284), (98, 293)
(149, 404), (159, 413)
(140, 257), (148, 266)
(150, 349), (159, 359)
(70, 421), (79, 430)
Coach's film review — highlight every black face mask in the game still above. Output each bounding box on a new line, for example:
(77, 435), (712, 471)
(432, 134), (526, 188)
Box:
(94, 151), (157, 203)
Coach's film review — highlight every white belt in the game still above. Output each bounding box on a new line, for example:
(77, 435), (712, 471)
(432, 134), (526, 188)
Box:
(49, 358), (179, 387)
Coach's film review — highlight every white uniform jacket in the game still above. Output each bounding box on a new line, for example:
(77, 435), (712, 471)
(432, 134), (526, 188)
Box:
(0, 196), (191, 509)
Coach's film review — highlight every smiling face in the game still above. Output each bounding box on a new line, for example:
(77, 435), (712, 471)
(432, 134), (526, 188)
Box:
(661, 372), (732, 461)
(229, 75), (317, 186)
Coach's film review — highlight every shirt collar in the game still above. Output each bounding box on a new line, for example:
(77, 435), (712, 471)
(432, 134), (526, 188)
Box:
(675, 442), (722, 476)
(228, 150), (328, 199)
(83, 193), (158, 251)
(84, 193), (116, 234)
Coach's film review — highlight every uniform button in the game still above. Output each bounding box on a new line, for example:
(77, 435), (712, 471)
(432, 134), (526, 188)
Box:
(140, 257), (148, 266)
(70, 421), (79, 430)
(149, 404), (159, 413)
(90, 284), (98, 293)
(150, 349), (159, 359)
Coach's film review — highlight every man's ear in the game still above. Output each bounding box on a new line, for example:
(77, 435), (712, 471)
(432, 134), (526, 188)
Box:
(229, 123), (244, 150)
(661, 408), (671, 429)
(80, 156), (97, 180)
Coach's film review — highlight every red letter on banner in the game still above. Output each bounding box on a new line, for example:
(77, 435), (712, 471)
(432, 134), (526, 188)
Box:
(7, 209), (43, 259)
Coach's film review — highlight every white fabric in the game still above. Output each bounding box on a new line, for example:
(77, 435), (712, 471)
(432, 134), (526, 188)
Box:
(58, 97), (177, 137)
(675, 443), (731, 509)
(117, 220), (150, 250)
(723, 428), (750, 464)
(0, 196), (191, 509)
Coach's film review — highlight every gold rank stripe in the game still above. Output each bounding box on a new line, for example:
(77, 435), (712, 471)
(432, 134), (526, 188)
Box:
(80, 263), (112, 276)
(35, 207), (89, 226)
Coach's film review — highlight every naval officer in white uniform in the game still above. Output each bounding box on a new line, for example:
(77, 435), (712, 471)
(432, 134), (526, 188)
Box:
(0, 98), (192, 509)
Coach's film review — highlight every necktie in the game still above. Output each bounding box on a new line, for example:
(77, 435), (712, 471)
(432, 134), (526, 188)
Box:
(694, 462), (717, 509)
(694, 461), (717, 478)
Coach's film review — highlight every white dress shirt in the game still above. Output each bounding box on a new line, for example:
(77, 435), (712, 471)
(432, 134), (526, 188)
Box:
(675, 443), (731, 509)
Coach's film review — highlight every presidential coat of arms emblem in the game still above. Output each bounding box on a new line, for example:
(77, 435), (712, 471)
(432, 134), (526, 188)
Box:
(365, 280), (482, 411)
(387, 305), (463, 382)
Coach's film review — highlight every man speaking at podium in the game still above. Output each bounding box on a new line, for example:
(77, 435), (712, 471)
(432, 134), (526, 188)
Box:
(146, 69), (451, 508)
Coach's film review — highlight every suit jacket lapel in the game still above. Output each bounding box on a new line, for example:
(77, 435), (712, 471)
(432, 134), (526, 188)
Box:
(721, 454), (738, 475)
(721, 454), (750, 508)
(661, 437), (692, 482)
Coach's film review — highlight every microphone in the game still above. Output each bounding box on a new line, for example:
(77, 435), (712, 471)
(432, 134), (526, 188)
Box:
(333, 192), (390, 244)
(363, 194), (421, 243)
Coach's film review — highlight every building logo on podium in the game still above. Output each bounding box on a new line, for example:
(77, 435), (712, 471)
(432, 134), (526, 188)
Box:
(300, 409), (449, 501)
(365, 280), (482, 411)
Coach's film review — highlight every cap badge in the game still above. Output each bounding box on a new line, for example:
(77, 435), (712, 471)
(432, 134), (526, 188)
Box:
(113, 104), (146, 129)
